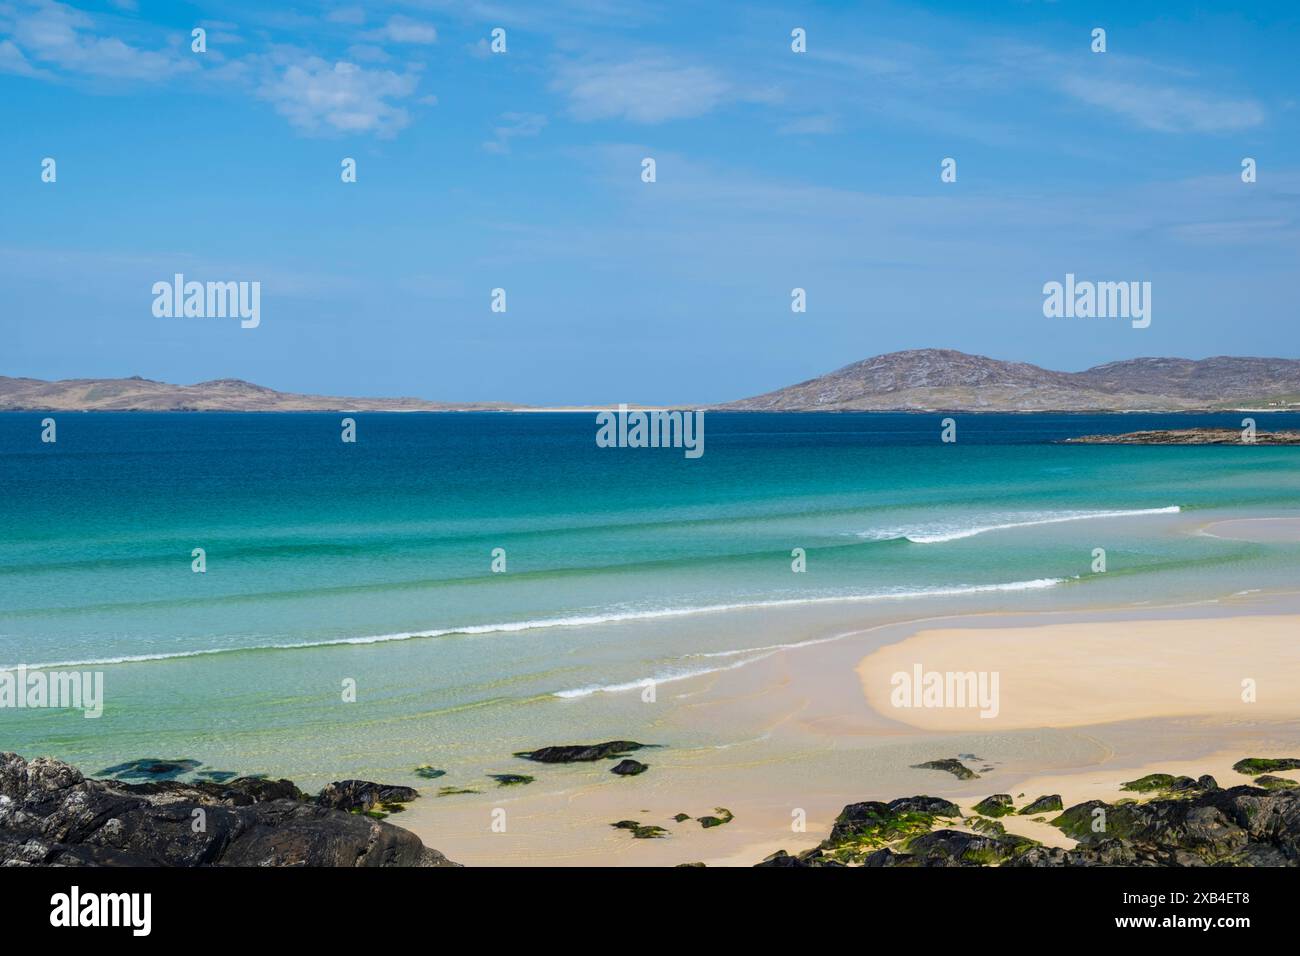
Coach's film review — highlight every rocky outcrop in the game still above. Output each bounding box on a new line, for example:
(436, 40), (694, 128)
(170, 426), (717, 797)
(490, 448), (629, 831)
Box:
(0, 752), (457, 867)
(1064, 429), (1300, 445)
(756, 780), (1300, 867)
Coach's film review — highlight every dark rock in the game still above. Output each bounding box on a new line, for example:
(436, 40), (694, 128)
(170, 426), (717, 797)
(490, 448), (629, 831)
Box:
(0, 752), (457, 867)
(414, 766), (446, 779)
(1254, 775), (1299, 790)
(895, 829), (1039, 867)
(911, 758), (978, 780)
(1197, 775), (1220, 791)
(610, 759), (648, 776)
(315, 780), (420, 813)
(513, 741), (649, 763)
(673, 813), (691, 822)
(1019, 794), (1063, 815)
(972, 794), (1016, 817)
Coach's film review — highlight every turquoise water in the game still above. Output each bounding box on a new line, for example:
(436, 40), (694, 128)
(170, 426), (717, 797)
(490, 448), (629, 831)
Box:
(2, 411), (1299, 783)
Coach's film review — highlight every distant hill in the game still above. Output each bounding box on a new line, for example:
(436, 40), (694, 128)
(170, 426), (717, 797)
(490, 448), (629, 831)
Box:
(0, 376), (512, 412)
(719, 350), (1300, 412)
(7, 351), (1300, 412)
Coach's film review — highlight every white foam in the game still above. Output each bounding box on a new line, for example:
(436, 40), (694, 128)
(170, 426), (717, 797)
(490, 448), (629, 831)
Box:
(858, 506), (1181, 545)
(2, 577), (1067, 673)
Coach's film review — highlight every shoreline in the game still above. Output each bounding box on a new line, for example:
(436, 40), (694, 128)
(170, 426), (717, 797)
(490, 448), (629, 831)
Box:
(395, 580), (1300, 866)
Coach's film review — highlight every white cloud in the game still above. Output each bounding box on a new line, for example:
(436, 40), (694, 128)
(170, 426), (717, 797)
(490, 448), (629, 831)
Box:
(1059, 75), (1265, 133)
(363, 15), (437, 45)
(326, 7), (366, 26)
(257, 55), (422, 136)
(552, 57), (773, 123)
(0, 37), (48, 77)
(483, 111), (546, 153)
(2, 0), (193, 81)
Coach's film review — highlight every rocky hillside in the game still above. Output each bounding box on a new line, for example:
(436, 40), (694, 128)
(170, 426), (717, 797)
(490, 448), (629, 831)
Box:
(0, 375), (511, 412)
(721, 349), (1300, 412)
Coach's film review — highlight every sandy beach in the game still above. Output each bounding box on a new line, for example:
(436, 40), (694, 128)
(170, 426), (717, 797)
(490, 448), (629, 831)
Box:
(398, 578), (1300, 866)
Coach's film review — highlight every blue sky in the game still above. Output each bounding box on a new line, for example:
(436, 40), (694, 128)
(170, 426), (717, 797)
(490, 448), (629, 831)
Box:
(2, 0), (1297, 404)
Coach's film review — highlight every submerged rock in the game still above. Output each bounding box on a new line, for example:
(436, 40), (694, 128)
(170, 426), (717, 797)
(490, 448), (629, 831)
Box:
(1254, 775), (1299, 790)
(95, 758), (203, 781)
(610, 820), (666, 839)
(0, 752), (457, 867)
(488, 774), (535, 787)
(610, 759), (648, 776)
(911, 758), (978, 780)
(514, 741), (649, 763)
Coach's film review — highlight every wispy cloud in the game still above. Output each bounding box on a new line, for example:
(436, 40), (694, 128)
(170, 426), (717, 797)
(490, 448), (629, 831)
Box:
(363, 15), (437, 45)
(483, 111), (546, 153)
(551, 56), (776, 123)
(1058, 74), (1265, 133)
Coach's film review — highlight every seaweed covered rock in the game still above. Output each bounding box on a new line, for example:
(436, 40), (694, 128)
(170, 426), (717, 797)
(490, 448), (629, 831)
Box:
(972, 794), (1016, 817)
(698, 808), (734, 829)
(1233, 757), (1300, 776)
(1120, 773), (1200, 794)
(0, 752), (457, 867)
(755, 777), (1300, 867)
(1018, 794), (1063, 815)
(815, 796), (960, 863)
